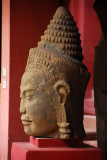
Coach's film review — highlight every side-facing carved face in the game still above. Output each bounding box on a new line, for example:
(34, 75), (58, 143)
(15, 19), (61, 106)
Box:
(20, 71), (59, 137)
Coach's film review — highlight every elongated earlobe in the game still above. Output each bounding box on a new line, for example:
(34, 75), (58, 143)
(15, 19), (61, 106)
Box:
(54, 80), (71, 139)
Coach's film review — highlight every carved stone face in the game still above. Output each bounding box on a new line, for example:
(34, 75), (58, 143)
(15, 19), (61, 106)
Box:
(20, 71), (58, 137)
(20, 6), (90, 139)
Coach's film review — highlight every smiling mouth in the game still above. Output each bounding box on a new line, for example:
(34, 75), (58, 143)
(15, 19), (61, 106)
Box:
(22, 120), (32, 126)
(21, 116), (32, 126)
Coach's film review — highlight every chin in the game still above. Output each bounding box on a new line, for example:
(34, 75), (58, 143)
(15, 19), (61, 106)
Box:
(24, 126), (33, 136)
(24, 126), (39, 136)
(23, 124), (58, 137)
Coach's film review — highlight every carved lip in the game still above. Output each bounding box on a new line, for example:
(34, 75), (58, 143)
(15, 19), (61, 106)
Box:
(22, 120), (32, 126)
(21, 116), (32, 125)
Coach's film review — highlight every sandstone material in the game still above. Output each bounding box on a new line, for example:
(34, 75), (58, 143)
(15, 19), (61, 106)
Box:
(20, 6), (90, 139)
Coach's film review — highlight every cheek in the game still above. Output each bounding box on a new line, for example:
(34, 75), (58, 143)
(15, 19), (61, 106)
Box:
(25, 98), (49, 117)
(26, 96), (56, 120)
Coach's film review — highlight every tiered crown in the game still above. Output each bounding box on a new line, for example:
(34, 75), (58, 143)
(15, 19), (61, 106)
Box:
(38, 6), (83, 62)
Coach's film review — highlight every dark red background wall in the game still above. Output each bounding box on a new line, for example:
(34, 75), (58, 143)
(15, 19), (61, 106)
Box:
(68, 0), (101, 97)
(0, 0), (101, 159)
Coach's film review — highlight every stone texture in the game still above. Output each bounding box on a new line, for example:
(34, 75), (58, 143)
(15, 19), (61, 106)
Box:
(20, 6), (90, 139)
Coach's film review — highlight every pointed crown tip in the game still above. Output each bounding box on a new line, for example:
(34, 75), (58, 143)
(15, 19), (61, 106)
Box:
(54, 6), (71, 17)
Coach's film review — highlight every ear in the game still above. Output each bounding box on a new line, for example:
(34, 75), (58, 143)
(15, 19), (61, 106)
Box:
(54, 80), (70, 105)
(54, 81), (71, 139)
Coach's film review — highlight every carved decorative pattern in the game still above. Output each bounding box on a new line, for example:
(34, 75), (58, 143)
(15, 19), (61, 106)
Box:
(38, 6), (83, 62)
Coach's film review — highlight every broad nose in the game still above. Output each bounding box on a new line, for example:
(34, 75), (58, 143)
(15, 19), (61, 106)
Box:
(20, 99), (26, 114)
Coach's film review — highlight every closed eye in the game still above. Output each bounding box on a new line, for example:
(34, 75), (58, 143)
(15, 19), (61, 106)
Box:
(26, 94), (34, 100)
(25, 90), (35, 100)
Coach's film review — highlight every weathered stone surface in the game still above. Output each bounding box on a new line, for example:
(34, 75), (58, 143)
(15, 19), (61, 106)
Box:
(20, 6), (90, 139)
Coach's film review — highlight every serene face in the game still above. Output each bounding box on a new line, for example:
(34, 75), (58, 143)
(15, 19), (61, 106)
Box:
(20, 71), (58, 137)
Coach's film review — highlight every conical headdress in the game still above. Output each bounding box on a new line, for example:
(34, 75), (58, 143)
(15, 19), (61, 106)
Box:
(38, 6), (83, 62)
(26, 6), (86, 75)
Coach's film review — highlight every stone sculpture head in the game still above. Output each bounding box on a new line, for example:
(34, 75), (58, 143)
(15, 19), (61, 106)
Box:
(20, 6), (90, 139)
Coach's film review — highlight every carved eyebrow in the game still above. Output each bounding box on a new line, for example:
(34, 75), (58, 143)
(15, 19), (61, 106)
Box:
(20, 88), (36, 96)
(21, 86), (36, 92)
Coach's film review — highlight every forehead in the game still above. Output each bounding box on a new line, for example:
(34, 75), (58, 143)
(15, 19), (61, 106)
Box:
(20, 71), (46, 92)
